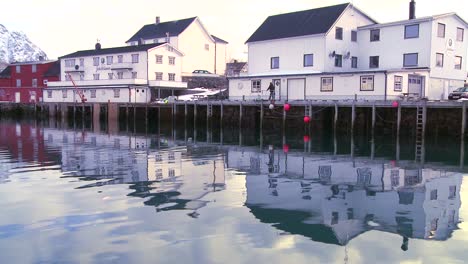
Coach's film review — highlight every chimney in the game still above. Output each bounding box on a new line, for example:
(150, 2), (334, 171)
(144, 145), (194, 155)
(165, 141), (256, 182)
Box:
(95, 42), (101, 50)
(409, 0), (416, 19)
(155, 16), (160, 25)
(165, 32), (170, 43)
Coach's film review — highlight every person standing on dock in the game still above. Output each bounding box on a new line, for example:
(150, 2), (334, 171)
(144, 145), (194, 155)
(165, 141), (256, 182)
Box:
(267, 82), (275, 102)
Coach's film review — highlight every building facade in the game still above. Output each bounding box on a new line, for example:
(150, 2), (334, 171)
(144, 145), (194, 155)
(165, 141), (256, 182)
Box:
(229, 2), (468, 101)
(0, 61), (59, 103)
(126, 17), (228, 76)
(44, 43), (186, 103)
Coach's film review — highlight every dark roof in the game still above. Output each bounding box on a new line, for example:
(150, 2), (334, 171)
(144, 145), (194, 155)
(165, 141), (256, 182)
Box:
(211, 35), (228, 44)
(226, 62), (247, 72)
(60, 43), (164, 59)
(246, 3), (350, 43)
(0, 66), (11, 78)
(44, 61), (61, 77)
(126, 17), (197, 43)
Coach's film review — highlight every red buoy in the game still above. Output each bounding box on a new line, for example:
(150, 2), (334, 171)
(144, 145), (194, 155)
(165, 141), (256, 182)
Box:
(303, 135), (310, 143)
(284, 103), (290, 111)
(304, 116), (311, 123)
(283, 144), (289, 153)
(392, 101), (399, 108)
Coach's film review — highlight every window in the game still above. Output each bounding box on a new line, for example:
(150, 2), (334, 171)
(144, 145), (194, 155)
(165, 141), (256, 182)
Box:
(391, 170), (400, 186)
(90, 89), (96, 98)
(168, 152), (175, 160)
(271, 57), (279, 69)
(93, 57), (99, 66)
(449, 186), (456, 199)
(108, 73), (113, 79)
(16, 79), (21, 87)
(113, 88), (120, 98)
(168, 56), (175, 65)
(205, 44), (209, 50)
(351, 30), (357, 42)
(321, 77), (333, 92)
(369, 56), (379, 68)
(156, 55), (163, 64)
(155, 72), (163, 80)
(79, 58), (84, 67)
(62, 89), (67, 98)
(430, 189), (438, 200)
(106, 56), (113, 65)
(32, 78), (37, 87)
(93, 74), (99, 80)
(360, 76), (374, 91)
(118, 55), (123, 63)
(132, 72), (137, 79)
(65, 59), (75, 67)
(169, 168), (175, 177)
(32, 64), (37, 73)
(455, 56), (462, 69)
(405, 24), (419, 39)
(394, 75), (403, 91)
(434, 53), (444, 67)
(403, 53), (418, 67)
(168, 73), (175, 81)
(131, 54), (139, 63)
(156, 168), (163, 179)
(16, 65), (21, 73)
(334, 54), (342, 67)
(457, 27), (464, 42)
(303, 54), (313, 67)
(437, 23), (445, 38)
(47, 90), (52, 98)
(335, 27), (343, 40)
(370, 29), (380, 41)
(251, 80), (261, 93)
(79, 73), (84, 81)
(351, 56), (358, 68)
(117, 72), (123, 79)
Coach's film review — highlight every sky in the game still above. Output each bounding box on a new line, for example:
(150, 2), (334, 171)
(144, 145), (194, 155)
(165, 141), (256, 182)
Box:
(1, 0), (467, 61)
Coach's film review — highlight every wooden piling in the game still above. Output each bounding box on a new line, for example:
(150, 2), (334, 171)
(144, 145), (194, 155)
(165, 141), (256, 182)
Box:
(462, 102), (466, 137)
(397, 104), (401, 136)
(372, 103), (376, 131)
(351, 102), (356, 132)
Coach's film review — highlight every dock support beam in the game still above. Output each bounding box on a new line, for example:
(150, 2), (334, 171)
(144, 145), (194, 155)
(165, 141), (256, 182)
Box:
(239, 102), (243, 129)
(334, 103), (338, 130)
(351, 102), (356, 133)
(462, 102), (466, 138)
(397, 104), (401, 137)
(371, 103), (376, 131)
(220, 101), (224, 126)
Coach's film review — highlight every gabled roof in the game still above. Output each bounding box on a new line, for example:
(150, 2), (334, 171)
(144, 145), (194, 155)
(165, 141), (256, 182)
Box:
(211, 35), (228, 44)
(0, 66), (11, 78)
(359, 13), (468, 30)
(126, 17), (197, 43)
(44, 61), (61, 77)
(246, 3), (351, 43)
(59, 43), (165, 59)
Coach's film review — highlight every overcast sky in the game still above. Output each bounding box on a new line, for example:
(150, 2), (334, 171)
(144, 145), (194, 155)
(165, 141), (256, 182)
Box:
(2, 0), (467, 60)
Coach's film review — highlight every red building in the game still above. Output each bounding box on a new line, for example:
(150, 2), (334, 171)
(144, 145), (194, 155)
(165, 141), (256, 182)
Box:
(0, 60), (60, 103)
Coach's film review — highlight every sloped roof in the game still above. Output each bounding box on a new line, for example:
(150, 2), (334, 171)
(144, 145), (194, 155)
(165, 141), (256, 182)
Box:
(211, 35), (228, 44)
(60, 43), (164, 59)
(0, 66), (11, 78)
(126, 17), (197, 43)
(246, 3), (351, 43)
(44, 61), (61, 77)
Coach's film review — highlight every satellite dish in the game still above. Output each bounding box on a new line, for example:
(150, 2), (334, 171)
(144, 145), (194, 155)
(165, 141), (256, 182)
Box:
(75, 65), (79, 70)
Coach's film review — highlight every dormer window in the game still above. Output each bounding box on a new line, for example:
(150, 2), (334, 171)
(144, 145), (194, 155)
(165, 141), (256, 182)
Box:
(370, 29), (380, 42)
(335, 27), (343, 40)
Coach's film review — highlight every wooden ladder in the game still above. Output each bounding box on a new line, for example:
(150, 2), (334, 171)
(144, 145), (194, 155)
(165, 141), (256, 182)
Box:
(415, 104), (426, 163)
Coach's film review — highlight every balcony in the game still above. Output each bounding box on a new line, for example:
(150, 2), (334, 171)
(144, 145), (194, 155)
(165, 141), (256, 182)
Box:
(148, 80), (187, 89)
(47, 78), (148, 87)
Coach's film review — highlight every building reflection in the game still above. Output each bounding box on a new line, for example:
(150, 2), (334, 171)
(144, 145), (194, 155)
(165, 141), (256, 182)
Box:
(234, 146), (462, 247)
(43, 127), (226, 216)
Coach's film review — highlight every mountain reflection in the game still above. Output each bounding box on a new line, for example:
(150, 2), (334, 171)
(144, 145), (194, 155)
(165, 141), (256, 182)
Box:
(239, 146), (462, 247)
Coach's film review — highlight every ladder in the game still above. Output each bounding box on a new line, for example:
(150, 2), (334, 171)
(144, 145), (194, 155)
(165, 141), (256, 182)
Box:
(415, 105), (426, 162)
(305, 104), (312, 117)
(207, 103), (213, 118)
(67, 73), (87, 103)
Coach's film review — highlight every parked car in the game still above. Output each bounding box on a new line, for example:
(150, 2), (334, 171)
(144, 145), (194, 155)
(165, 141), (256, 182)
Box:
(448, 87), (468, 100)
(192, 70), (211, 74)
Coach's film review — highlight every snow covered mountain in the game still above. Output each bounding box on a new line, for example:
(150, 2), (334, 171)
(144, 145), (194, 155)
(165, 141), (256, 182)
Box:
(0, 24), (48, 66)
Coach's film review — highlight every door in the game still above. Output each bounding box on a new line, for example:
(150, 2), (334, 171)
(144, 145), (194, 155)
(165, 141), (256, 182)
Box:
(15, 92), (20, 103)
(272, 79), (281, 100)
(287, 78), (305, 100)
(408, 75), (423, 97)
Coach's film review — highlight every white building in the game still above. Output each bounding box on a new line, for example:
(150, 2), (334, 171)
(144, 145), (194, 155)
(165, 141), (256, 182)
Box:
(229, 2), (468, 101)
(45, 43), (187, 103)
(126, 16), (228, 76)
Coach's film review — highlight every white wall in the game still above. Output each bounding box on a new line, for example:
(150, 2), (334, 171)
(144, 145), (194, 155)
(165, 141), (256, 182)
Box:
(430, 16), (468, 80)
(358, 21), (432, 70)
(215, 42), (227, 75)
(43, 87), (151, 103)
(177, 19), (215, 74)
(247, 35), (326, 74)
(324, 6), (375, 72)
(147, 46), (183, 82)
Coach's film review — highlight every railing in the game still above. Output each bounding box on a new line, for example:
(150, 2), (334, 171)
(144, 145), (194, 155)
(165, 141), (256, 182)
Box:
(47, 78), (148, 87)
(229, 93), (408, 102)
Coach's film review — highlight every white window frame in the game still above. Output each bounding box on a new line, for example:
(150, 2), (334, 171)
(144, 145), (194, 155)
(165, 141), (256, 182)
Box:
(168, 56), (175, 65)
(335, 27), (343, 40)
(47, 90), (52, 98)
(117, 72), (124, 79)
(321, 77), (333, 92)
(351, 56), (358, 68)
(108, 73), (113, 79)
(270, 57), (279, 69)
(90, 89), (96, 98)
(404, 24), (419, 39)
(251, 80), (261, 93)
(106, 56), (113, 65)
(437, 23), (445, 38)
(32, 64), (37, 73)
(168, 73), (175, 81)
(455, 56), (462, 70)
(93, 57), (99, 66)
(436, 53), (444, 67)
(16, 65), (21, 73)
(394, 75), (403, 91)
(79, 58), (84, 67)
(360, 75), (374, 91)
(156, 55), (163, 64)
(457, 27), (464, 42)
(113, 88), (120, 98)
(16, 79), (21, 87)
(118, 55), (123, 63)
(155, 72), (163, 80)
(93, 74), (100, 80)
(132, 72), (137, 79)
(303, 54), (313, 67)
(32, 78), (37, 88)
(131, 54), (139, 63)
(403, 53), (418, 67)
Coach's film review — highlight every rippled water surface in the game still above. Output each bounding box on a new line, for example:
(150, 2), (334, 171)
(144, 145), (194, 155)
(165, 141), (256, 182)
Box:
(0, 119), (468, 263)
